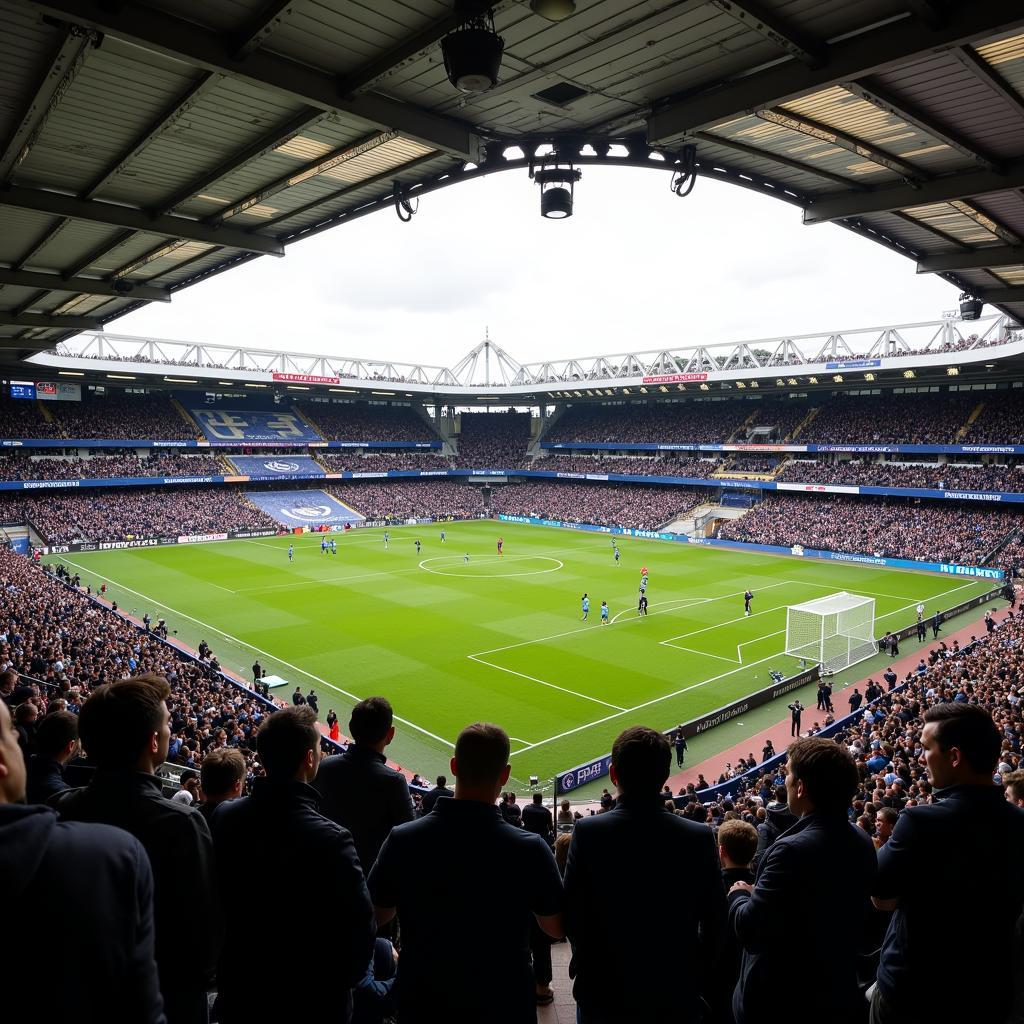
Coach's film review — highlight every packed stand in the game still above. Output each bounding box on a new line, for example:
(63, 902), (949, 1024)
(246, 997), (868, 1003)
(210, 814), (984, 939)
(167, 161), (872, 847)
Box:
(964, 391), (1024, 444)
(529, 453), (720, 477)
(720, 494), (1022, 564)
(41, 394), (198, 440)
(778, 458), (1024, 492)
(490, 481), (713, 531)
(0, 452), (226, 482)
(545, 402), (751, 445)
(297, 402), (438, 443)
(800, 393), (978, 445)
(0, 486), (277, 543)
(720, 453), (780, 474)
(330, 480), (484, 521)
(317, 452), (451, 474)
(452, 411), (532, 467)
(0, 395), (61, 438)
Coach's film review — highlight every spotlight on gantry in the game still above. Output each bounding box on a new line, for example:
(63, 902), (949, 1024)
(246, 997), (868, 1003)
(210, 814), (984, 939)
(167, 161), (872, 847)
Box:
(440, 5), (504, 93)
(531, 162), (582, 219)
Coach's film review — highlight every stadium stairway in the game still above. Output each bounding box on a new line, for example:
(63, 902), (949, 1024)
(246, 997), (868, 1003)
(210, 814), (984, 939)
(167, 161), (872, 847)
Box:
(35, 398), (55, 426)
(726, 407), (761, 443)
(786, 405), (820, 442)
(955, 400), (986, 441)
(292, 403), (325, 438)
(170, 397), (201, 437)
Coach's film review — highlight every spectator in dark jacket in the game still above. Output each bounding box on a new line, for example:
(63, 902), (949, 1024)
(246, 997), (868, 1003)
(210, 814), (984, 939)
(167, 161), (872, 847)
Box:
(25, 709), (78, 804)
(564, 726), (727, 1023)
(420, 774), (453, 815)
(870, 703), (1024, 1024)
(0, 698), (165, 1024)
(521, 792), (554, 844)
(752, 797), (797, 868)
(729, 738), (877, 1024)
(313, 696), (415, 870)
(713, 819), (759, 1024)
(212, 706), (374, 1024)
(53, 674), (220, 1024)
(197, 746), (245, 825)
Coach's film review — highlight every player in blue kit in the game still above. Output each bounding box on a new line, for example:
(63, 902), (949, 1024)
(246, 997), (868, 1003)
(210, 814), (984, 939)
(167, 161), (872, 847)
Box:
(321, 538), (328, 555)
(330, 538), (337, 556)
(601, 600), (609, 624)
(288, 544), (294, 562)
(440, 529), (446, 543)
(581, 593), (590, 621)
(613, 545), (620, 565)
(383, 531), (389, 549)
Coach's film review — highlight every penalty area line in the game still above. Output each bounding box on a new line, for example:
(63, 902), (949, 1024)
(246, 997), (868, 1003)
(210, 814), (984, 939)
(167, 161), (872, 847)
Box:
(467, 654), (626, 711)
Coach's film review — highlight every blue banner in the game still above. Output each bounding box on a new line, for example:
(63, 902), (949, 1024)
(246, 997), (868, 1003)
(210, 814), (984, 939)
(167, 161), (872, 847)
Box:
(229, 455), (325, 477)
(190, 408), (323, 443)
(245, 489), (364, 527)
(0, 438), (442, 450)
(825, 358), (881, 370)
(541, 442), (1024, 455)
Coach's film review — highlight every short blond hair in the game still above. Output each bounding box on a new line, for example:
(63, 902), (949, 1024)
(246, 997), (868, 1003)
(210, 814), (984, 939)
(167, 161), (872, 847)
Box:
(717, 819), (758, 866)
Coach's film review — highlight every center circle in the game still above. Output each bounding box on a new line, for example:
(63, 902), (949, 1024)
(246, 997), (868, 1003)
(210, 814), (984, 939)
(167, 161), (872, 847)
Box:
(418, 555), (564, 578)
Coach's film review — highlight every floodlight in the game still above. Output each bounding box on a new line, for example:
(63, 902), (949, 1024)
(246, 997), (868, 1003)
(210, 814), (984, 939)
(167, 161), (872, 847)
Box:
(441, 8), (504, 93)
(533, 163), (582, 219)
(959, 292), (983, 321)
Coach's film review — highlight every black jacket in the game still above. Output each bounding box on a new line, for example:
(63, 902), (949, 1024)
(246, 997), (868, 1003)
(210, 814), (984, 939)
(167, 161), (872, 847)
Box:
(211, 779), (375, 1024)
(753, 804), (797, 867)
(729, 811), (877, 1024)
(53, 770), (220, 1019)
(419, 784), (453, 815)
(521, 802), (554, 842)
(1, 803), (165, 1024)
(564, 793), (727, 1020)
(313, 745), (415, 870)
(25, 753), (69, 804)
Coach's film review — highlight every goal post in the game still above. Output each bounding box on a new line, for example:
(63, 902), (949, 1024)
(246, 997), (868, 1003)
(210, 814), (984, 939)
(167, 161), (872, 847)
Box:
(785, 592), (876, 674)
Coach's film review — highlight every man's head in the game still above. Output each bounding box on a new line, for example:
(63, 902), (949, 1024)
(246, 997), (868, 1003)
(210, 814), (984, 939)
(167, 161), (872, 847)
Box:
(257, 706), (320, 782)
(717, 819), (758, 869)
(0, 699), (26, 803)
(785, 737), (859, 817)
(0, 669), (17, 697)
(450, 723), (510, 800)
(922, 703), (1001, 788)
(349, 696), (395, 750)
(78, 674), (171, 773)
(532, 791), (543, 805)
(876, 806), (899, 839)
(609, 726), (671, 797)
(200, 747), (246, 803)
(33, 711), (79, 764)
(1003, 770), (1024, 807)
(436, 775), (447, 788)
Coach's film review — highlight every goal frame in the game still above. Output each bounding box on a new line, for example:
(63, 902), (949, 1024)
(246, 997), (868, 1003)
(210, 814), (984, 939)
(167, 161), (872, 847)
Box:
(784, 592), (876, 675)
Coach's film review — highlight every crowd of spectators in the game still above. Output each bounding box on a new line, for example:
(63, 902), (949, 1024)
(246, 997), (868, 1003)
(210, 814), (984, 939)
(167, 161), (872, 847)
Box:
(528, 454), (720, 478)
(0, 487), (277, 544)
(317, 452), (451, 474)
(966, 391), (1024, 444)
(0, 452), (226, 482)
(44, 395), (198, 440)
(800, 394), (978, 445)
(298, 403), (438, 443)
(778, 458), (1024, 491)
(330, 480), (485, 522)
(720, 494), (1022, 564)
(490, 482), (713, 531)
(452, 411), (532, 468)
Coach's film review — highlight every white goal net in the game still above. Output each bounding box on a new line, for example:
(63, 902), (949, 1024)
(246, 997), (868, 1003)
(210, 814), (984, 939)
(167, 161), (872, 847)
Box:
(785, 592), (876, 674)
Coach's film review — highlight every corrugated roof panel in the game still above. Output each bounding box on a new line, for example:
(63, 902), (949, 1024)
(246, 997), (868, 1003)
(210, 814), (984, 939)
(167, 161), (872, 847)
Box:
(901, 202), (1001, 246)
(0, 207), (57, 264)
(990, 265), (1024, 285)
(968, 192), (1024, 241)
(319, 137), (434, 183)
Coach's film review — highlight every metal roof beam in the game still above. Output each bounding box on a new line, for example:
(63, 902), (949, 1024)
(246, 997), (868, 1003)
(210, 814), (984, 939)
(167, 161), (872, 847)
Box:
(916, 245), (1024, 274)
(229, 0), (300, 58)
(0, 268), (170, 301)
(709, 0), (826, 67)
(0, 24), (95, 182)
(844, 79), (1001, 172)
(337, 0), (498, 95)
(65, 230), (136, 279)
(692, 131), (867, 189)
(756, 108), (925, 181)
(647, 0), (1024, 141)
(158, 108), (325, 214)
(802, 159), (1024, 223)
(0, 312), (101, 330)
(31, 0), (481, 160)
(975, 286), (1024, 304)
(0, 186), (284, 255)
(953, 44), (1024, 119)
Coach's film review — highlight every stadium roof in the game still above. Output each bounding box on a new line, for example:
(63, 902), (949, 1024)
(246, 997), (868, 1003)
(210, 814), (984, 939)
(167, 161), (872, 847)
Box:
(1, 1), (1024, 359)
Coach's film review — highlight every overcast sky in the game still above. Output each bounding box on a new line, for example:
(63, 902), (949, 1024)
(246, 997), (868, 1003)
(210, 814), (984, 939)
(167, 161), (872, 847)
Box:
(112, 165), (962, 370)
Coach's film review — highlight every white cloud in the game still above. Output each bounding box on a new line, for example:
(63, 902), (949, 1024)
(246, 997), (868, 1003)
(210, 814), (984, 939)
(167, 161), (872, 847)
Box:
(114, 164), (961, 368)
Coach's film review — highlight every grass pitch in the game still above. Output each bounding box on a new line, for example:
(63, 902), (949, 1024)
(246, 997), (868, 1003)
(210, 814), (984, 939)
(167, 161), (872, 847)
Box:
(50, 522), (992, 788)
